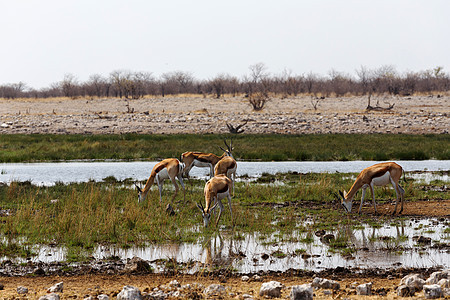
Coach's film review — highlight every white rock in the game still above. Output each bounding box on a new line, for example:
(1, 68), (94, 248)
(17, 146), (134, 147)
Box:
(311, 277), (340, 290)
(401, 273), (425, 290)
(423, 284), (444, 299)
(17, 286), (28, 294)
(252, 274), (262, 281)
(97, 295), (109, 300)
(117, 285), (142, 300)
(356, 282), (372, 295)
(168, 280), (180, 288)
(290, 284), (313, 300)
(397, 285), (415, 297)
(444, 288), (450, 297)
(259, 281), (284, 298)
(438, 278), (450, 288)
(204, 284), (226, 295)
(48, 281), (63, 293)
(241, 275), (250, 282)
(426, 270), (449, 285)
(39, 293), (60, 300)
(147, 290), (167, 299)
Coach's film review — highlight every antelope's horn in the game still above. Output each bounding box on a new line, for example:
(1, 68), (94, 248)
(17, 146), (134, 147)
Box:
(135, 183), (142, 192)
(196, 202), (205, 213)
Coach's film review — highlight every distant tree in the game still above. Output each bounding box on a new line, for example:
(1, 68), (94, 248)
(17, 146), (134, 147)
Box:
(0, 82), (27, 99)
(247, 63), (270, 111)
(60, 74), (79, 98)
(356, 66), (375, 107)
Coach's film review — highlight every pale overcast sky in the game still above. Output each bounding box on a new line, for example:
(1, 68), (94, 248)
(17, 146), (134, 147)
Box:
(1, 0), (449, 89)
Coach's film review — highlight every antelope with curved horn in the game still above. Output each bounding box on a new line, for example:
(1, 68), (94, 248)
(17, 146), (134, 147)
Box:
(181, 139), (233, 178)
(197, 174), (233, 227)
(136, 158), (185, 204)
(338, 162), (405, 215)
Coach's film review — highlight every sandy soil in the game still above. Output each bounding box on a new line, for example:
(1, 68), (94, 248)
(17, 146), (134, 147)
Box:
(0, 94), (448, 134)
(0, 274), (415, 299)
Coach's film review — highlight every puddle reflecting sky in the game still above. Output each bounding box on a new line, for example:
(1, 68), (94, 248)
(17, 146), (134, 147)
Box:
(12, 217), (449, 273)
(1, 160), (449, 186)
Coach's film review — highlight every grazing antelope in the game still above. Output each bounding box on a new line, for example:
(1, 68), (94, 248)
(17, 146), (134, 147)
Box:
(181, 139), (233, 178)
(338, 162), (405, 215)
(214, 155), (237, 195)
(197, 174), (233, 227)
(135, 158), (185, 204)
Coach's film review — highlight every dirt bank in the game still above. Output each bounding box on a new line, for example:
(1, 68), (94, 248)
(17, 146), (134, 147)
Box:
(0, 95), (448, 135)
(1, 267), (447, 299)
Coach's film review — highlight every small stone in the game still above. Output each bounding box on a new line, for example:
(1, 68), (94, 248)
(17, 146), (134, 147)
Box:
(241, 275), (250, 282)
(397, 285), (415, 297)
(17, 286), (28, 294)
(438, 278), (450, 288)
(400, 273), (425, 290)
(48, 281), (63, 293)
(426, 271), (449, 285)
(204, 284), (226, 295)
(423, 284), (444, 299)
(117, 285), (142, 300)
(290, 284), (313, 300)
(356, 282), (372, 295)
(168, 280), (180, 288)
(252, 274), (262, 281)
(39, 293), (60, 300)
(311, 277), (340, 290)
(259, 281), (284, 298)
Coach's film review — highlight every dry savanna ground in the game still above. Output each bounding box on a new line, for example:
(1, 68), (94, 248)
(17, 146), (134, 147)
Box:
(0, 94), (448, 135)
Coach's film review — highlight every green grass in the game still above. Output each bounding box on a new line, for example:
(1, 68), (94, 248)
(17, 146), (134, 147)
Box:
(0, 171), (448, 260)
(0, 133), (448, 162)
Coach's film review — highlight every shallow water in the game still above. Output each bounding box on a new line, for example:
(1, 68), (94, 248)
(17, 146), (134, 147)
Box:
(9, 217), (449, 273)
(1, 160), (449, 186)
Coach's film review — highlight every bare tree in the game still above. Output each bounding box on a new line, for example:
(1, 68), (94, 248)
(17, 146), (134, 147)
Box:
(60, 73), (79, 98)
(0, 82), (27, 99)
(247, 63), (270, 110)
(356, 65), (375, 107)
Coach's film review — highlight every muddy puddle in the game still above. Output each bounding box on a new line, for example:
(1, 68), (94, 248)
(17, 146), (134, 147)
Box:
(2, 217), (448, 274)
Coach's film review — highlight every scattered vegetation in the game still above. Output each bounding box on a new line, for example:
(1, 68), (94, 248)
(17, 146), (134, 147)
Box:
(0, 171), (447, 260)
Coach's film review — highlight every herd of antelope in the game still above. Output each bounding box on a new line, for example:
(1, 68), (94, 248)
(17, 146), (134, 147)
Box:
(135, 140), (406, 228)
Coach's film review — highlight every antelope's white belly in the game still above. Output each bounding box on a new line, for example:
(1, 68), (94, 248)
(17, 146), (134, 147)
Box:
(193, 160), (213, 168)
(217, 191), (230, 200)
(371, 171), (391, 186)
(156, 168), (170, 180)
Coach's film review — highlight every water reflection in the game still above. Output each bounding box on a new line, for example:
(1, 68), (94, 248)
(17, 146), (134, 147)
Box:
(4, 217), (446, 273)
(1, 160), (448, 186)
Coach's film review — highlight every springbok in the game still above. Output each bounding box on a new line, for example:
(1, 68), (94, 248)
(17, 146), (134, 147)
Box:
(197, 174), (233, 227)
(181, 139), (233, 178)
(214, 155), (237, 195)
(135, 158), (185, 204)
(338, 162), (405, 215)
